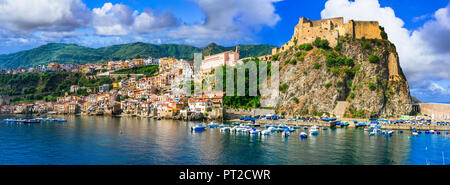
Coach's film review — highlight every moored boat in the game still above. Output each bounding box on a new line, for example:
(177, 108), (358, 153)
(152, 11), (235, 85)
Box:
(24, 119), (40, 124)
(208, 122), (219, 128)
(191, 125), (206, 131)
(220, 127), (231, 132)
(300, 132), (308, 139)
(309, 126), (319, 135)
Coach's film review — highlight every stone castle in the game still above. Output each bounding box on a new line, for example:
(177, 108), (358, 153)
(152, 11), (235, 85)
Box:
(272, 17), (382, 55)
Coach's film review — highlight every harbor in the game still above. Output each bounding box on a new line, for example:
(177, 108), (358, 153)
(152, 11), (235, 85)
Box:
(2, 115), (450, 165)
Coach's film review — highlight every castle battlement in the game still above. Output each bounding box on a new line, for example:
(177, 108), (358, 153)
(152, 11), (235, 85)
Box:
(273, 17), (382, 55)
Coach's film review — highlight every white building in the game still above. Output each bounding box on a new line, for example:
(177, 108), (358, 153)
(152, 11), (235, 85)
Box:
(200, 46), (240, 74)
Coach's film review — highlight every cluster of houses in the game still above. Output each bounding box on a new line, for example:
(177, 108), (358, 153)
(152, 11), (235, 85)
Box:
(0, 48), (245, 120)
(0, 57), (158, 75)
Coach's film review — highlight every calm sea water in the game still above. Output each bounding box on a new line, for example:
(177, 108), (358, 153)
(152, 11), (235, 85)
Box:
(0, 115), (449, 165)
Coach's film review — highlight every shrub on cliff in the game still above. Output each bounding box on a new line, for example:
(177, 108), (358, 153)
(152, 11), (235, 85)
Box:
(298, 43), (313, 51)
(313, 37), (330, 49)
(369, 54), (379, 63)
(313, 62), (322, 69)
(368, 82), (376, 91)
(349, 93), (355, 99)
(279, 83), (289, 93)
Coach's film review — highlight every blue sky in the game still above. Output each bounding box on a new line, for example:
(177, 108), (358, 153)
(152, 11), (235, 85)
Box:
(0, 0), (449, 103)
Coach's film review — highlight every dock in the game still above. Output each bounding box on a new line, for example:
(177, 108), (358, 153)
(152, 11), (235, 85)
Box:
(227, 119), (450, 131)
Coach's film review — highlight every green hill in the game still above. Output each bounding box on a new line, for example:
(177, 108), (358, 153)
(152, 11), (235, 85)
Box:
(0, 42), (275, 69)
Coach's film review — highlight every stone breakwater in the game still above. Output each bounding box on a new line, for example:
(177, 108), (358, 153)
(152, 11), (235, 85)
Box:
(228, 119), (450, 131)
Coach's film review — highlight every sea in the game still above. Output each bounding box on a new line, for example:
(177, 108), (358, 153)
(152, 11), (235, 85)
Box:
(0, 115), (449, 165)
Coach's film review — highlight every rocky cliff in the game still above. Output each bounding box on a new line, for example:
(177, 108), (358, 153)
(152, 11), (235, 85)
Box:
(261, 37), (412, 118)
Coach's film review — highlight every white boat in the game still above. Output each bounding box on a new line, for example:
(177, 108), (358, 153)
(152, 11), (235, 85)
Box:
(300, 132), (308, 139)
(369, 131), (376, 136)
(243, 128), (252, 134)
(430, 130), (435, 134)
(309, 126), (319, 135)
(282, 130), (290, 137)
(208, 122), (219, 128)
(250, 129), (260, 135)
(412, 132), (419, 136)
(220, 127), (231, 132)
(268, 127), (276, 132)
(261, 130), (271, 136)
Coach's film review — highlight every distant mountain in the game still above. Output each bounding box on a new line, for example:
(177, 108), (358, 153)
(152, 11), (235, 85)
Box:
(0, 42), (275, 69)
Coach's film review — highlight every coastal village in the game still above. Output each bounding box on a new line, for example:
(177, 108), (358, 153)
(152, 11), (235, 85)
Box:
(0, 46), (242, 120)
(0, 17), (449, 122)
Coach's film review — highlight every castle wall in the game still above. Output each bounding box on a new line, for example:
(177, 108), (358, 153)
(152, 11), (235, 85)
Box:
(271, 17), (383, 56)
(353, 21), (382, 39)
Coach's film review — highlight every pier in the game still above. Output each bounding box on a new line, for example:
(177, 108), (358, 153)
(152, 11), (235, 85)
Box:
(227, 119), (450, 131)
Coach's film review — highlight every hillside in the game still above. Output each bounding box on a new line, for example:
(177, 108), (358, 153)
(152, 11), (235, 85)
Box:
(0, 42), (275, 69)
(260, 37), (413, 118)
(0, 72), (114, 103)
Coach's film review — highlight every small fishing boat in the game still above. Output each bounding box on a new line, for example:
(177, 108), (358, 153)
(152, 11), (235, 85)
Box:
(387, 131), (394, 136)
(261, 130), (271, 136)
(303, 126), (308, 130)
(293, 125), (301, 129)
(24, 119), (40, 124)
(282, 130), (290, 137)
(436, 131), (441, 135)
(55, 119), (67, 122)
(3, 119), (14, 123)
(369, 131), (376, 136)
(322, 127), (328, 130)
(250, 129), (260, 135)
(219, 124), (227, 128)
(309, 126), (319, 135)
(191, 125), (206, 131)
(300, 132), (308, 139)
(412, 132), (419, 136)
(398, 130), (403, 133)
(208, 122), (219, 128)
(430, 130), (435, 134)
(220, 127), (231, 132)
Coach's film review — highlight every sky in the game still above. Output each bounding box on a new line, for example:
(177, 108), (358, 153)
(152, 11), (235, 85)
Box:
(0, 0), (449, 103)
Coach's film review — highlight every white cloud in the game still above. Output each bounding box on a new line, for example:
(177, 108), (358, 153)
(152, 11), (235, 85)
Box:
(320, 0), (450, 102)
(133, 10), (176, 33)
(92, 3), (177, 36)
(169, 0), (281, 45)
(429, 83), (450, 95)
(92, 3), (134, 36)
(0, 0), (91, 32)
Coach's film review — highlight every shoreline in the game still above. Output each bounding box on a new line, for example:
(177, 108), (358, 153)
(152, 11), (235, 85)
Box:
(2, 113), (450, 131)
(227, 119), (450, 131)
